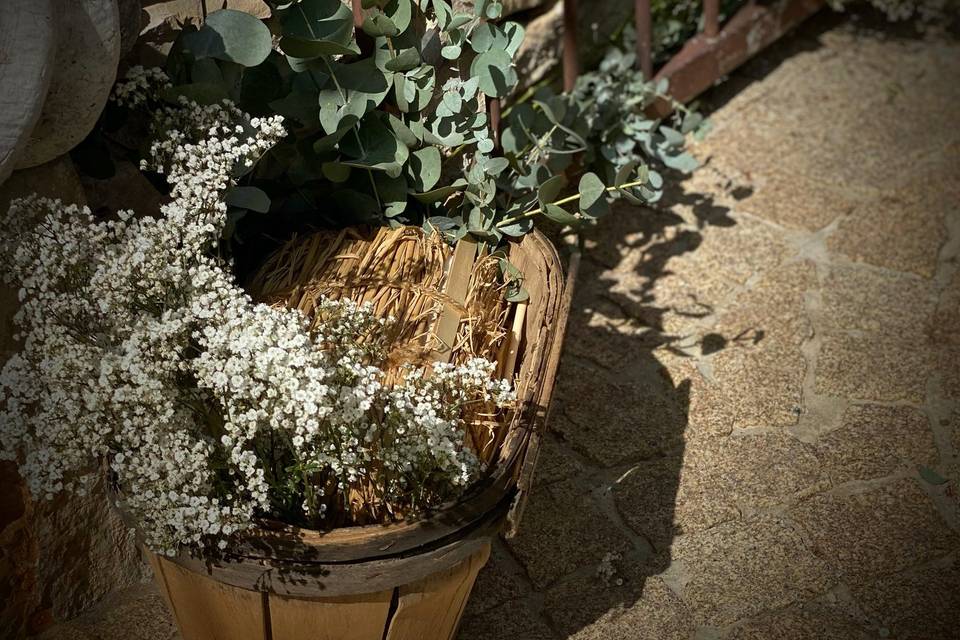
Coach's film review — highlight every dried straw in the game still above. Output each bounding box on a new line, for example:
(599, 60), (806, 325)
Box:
(248, 226), (516, 465)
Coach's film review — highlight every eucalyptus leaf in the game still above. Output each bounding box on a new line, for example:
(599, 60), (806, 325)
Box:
(469, 23), (503, 53)
(191, 58), (224, 85)
(225, 186), (271, 213)
(183, 9), (273, 67)
(282, 0), (356, 48)
(412, 179), (467, 203)
(505, 286), (529, 303)
(470, 49), (517, 98)
(362, 12), (399, 37)
(339, 114), (410, 174)
(386, 0), (413, 32)
(317, 59), (392, 134)
(537, 174), (567, 205)
(578, 172), (609, 218)
(321, 161), (351, 182)
(385, 48), (421, 72)
(503, 22), (525, 56)
(542, 203), (579, 225)
(280, 36), (360, 58)
(498, 216), (532, 237)
(409, 147), (441, 192)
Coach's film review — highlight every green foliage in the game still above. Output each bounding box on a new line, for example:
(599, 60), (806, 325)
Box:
(143, 2), (706, 257)
(493, 31), (709, 234)
(649, 0), (745, 61)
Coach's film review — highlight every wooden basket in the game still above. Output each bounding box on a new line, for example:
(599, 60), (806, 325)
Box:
(140, 228), (574, 640)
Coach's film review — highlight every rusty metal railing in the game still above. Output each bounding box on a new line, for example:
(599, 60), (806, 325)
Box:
(567, 0), (825, 107)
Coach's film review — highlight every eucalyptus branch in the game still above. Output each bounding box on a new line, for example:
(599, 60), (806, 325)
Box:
(496, 179), (650, 228)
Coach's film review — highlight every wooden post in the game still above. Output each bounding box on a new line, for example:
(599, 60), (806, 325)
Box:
(488, 98), (501, 149)
(351, 0), (363, 27)
(703, 0), (720, 37)
(634, 0), (653, 79)
(562, 0), (579, 92)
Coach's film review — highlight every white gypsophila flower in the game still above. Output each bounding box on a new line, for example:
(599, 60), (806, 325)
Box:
(109, 66), (172, 108)
(0, 68), (515, 556)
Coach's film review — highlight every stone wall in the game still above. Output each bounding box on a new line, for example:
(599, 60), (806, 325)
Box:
(0, 159), (150, 639)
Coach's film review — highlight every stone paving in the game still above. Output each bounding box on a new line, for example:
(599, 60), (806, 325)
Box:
(39, 8), (960, 640)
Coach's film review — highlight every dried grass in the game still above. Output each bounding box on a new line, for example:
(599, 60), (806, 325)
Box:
(248, 226), (515, 466)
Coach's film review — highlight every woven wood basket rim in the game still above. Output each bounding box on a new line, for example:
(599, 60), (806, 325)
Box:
(113, 228), (571, 592)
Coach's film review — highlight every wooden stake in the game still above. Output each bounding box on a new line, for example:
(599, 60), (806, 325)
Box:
(431, 237), (478, 364)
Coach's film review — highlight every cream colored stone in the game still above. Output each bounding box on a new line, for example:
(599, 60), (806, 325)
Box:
(790, 479), (957, 582)
(17, 0), (121, 169)
(0, 0), (57, 183)
(817, 404), (938, 485)
(668, 514), (837, 626)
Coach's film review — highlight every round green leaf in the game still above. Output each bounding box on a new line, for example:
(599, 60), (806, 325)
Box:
(362, 12), (399, 37)
(185, 9), (272, 67)
(339, 114), (409, 174)
(386, 0), (413, 32)
(469, 49), (517, 98)
(283, 0), (355, 46)
(470, 23), (504, 53)
(537, 174), (567, 206)
(542, 203), (579, 226)
(504, 21), (525, 56)
(578, 171), (610, 218)
(409, 146), (441, 192)
(485, 1), (502, 19)
(385, 47), (421, 71)
(225, 186), (271, 213)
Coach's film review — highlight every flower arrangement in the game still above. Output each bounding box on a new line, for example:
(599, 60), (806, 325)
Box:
(2, 0), (706, 559)
(0, 90), (514, 556)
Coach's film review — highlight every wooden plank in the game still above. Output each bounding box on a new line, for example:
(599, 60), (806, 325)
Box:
(506, 246), (578, 536)
(153, 553), (266, 640)
(144, 550), (177, 616)
(652, 0), (824, 113)
(384, 545), (490, 640)
(431, 237), (477, 363)
(270, 589), (394, 640)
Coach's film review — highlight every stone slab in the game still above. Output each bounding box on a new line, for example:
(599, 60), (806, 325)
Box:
(727, 602), (874, 640)
(815, 333), (933, 403)
(505, 479), (634, 589)
(851, 556), (960, 640)
(790, 478), (958, 582)
(613, 431), (820, 547)
(550, 359), (688, 467)
(457, 600), (555, 640)
(820, 264), (937, 336)
(667, 514), (837, 627)
(827, 190), (949, 279)
(544, 574), (695, 640)
(817, 404), (938, 485)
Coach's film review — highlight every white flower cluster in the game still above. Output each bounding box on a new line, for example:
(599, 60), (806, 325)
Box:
(109, 65), (172, 108)
(1, 71), (514, 555)
(829, 0), (954, 21)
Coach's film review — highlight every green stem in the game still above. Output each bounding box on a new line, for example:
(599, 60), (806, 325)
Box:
(495, 179), (649, 228)
(318, 57), (382, 212)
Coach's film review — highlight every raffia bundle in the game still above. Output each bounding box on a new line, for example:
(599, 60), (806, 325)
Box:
(248, 226), (517, 465)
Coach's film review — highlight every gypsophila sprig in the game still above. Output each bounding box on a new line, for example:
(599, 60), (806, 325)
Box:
(0, 93), (514, 556)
